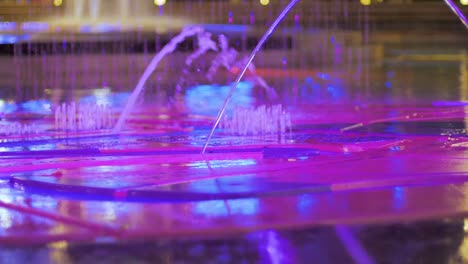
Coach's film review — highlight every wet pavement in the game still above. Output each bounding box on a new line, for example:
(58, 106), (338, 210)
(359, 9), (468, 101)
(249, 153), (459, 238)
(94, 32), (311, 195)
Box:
(0, 15), (467, 262)
(0, 102), (467, 263)
(0, 218), (466, 263)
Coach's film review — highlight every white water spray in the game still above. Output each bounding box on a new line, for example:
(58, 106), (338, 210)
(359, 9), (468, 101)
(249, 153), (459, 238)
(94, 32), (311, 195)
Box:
(202, 0), (301, 154)
(55, 103), (114, 131)
(113, 26), (203, 133)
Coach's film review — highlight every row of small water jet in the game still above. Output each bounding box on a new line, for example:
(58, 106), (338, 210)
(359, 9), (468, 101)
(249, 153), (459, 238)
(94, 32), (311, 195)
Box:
(55, 102), (114, 131)
(202, 0), (301, 153)
(0, 122), (40, 136)
(219, 104), (292, 137)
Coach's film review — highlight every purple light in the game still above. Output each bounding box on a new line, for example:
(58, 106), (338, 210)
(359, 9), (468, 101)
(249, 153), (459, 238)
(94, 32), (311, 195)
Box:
(21, 22), (49, 32)
(199, 24), (249, 33)
(294, 14), (300, 26)
(228, 11), (233, 24)
(432, 101), (468, 106)
(0, 34), (30, 44)
(256, 231), (295, 264)
(0, 22), (16, 31)
(444, 0), (468, 29)
(250, 12), (255, 25)
(335, 226), (375, 264)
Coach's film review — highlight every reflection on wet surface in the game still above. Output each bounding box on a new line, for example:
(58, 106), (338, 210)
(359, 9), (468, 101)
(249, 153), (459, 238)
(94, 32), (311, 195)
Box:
(0, 7), (468, 261)
(0, 218), (466, 264)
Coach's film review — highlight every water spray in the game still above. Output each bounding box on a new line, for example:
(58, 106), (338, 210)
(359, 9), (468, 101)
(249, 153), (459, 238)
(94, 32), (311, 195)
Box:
(202, 0), (301, 154)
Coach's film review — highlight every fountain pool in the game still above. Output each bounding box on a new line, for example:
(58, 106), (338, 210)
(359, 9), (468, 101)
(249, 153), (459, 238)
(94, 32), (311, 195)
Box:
(0, 0), (468, 263)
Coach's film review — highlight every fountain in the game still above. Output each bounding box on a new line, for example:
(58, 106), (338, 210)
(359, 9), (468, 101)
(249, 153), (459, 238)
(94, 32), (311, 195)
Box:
(202, 0), (300, 153)
(0, 0), (467, 261)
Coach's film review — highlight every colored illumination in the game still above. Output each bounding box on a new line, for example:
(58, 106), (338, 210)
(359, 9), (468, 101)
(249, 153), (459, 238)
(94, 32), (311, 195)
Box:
(0, 99), (17, 113)
(0, 22), (16, 31)
(154, 0), (166, 6)
(260, 0), (270, 6)
(96, 23), (122, 33)
(53, 0), (63, 7)
(0, 100), (4, 113)
(0, 34), (31, 44)
(462, 0), (468, 5)
(297, 194), (316, 215)
(184, 159), (256, 169)
(0, 194), (13, 229)
(194, 199), (259, 217)
(21, 99), (52, 114)
(21, 22), (49, 32)
(360, 0), (371, 5)
(393, 187), (406, 209)
(93, 87), (111, 105)
(201, 24), (249, 33)
(185, 81), (254, 115)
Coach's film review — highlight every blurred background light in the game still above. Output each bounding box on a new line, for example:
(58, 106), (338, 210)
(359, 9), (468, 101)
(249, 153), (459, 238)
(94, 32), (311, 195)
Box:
(53, 0), (63, 7)
(360, 0), (371, 6)
(154, 0), (167, 6)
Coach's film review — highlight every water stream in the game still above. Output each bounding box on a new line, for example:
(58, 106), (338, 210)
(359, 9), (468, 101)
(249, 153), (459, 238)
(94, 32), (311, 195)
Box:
(202, 0), (301, 154)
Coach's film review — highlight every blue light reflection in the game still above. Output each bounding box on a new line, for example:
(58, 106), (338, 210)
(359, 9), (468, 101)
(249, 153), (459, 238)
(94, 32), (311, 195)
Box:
(185, 81), (255, 115)
(80, 91), (130, 107)
(193, 198), (259, 217)
(393, 186), (406, 209)
(297, 194), (317, 216)
(300, 73), (347, 102)
(184, 159), (256, 169)
(21, 22), (49, 32)
(21, 99), (52, 114)
(0, 34), (30, 44)
(0, 100), (17, 113)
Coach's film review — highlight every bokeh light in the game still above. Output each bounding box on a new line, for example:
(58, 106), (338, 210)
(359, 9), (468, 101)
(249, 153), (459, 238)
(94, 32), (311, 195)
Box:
(53, 0), (63, 7)
(360, 0), (371, 5)
(154, 0), (167, 6)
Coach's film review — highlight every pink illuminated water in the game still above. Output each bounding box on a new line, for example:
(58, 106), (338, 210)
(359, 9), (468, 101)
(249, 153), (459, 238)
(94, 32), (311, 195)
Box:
(113, 26), (203, 133)
(0, 1), (467, 247)
(444, 0), (468, 29)
(203, 0), (301, 153)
